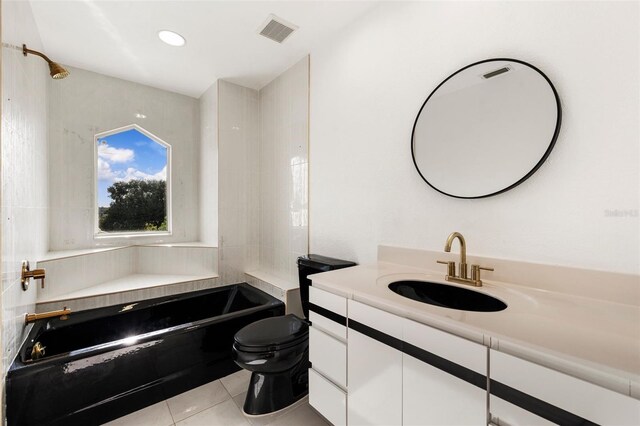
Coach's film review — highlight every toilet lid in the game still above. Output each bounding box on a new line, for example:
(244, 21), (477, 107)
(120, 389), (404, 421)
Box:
(234, 314), (308, 350)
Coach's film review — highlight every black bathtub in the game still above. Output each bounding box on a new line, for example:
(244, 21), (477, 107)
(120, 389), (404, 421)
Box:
(6, 283), (284, 426)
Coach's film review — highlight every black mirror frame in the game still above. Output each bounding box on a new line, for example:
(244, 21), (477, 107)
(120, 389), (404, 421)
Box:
(411, 58), (562, 199)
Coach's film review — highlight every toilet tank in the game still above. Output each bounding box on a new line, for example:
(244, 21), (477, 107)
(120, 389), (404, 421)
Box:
(297, 254), (356, 318)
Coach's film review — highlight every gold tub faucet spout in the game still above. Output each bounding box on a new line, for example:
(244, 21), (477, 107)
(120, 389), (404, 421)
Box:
(25, 307), (71, 324)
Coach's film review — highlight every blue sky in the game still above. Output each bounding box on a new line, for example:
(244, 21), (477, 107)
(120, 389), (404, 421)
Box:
(97, 128), (167, 207)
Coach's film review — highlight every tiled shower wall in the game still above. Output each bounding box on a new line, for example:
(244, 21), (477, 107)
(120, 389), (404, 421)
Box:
(1, 0), (49, 379)
(258, 57), (309, 284)
(217, 80), (260, 284)
(217, 57), (309, 286)
(199, 81), (218, 246)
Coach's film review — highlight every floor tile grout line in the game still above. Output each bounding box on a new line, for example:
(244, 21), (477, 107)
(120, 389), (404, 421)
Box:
(165, 400), (177, 425)
(171, 385), (235, 424)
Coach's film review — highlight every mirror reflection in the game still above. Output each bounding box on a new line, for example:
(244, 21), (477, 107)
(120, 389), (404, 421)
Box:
(412, 59), (561, 198)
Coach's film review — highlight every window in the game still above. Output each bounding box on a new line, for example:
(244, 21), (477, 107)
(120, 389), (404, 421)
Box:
(95, 124), (171, 236)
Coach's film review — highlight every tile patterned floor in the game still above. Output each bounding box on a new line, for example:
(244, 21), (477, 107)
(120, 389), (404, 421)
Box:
(104, 369), (331, 426)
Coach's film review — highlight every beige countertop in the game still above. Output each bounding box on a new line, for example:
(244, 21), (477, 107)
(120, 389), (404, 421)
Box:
(310, 258), (640, 400)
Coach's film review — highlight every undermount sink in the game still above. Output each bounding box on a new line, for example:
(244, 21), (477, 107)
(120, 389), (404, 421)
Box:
(388, 280), (507, 312)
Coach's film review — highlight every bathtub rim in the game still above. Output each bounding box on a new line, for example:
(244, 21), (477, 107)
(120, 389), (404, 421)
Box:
(11, 283), (284, 369)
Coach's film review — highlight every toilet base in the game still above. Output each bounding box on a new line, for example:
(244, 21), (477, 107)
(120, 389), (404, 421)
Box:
(242, 359), (309, 415)
(242, 394), (308, 420)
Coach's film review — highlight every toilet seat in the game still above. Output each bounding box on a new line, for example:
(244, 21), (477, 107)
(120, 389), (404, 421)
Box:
(233, 314), (308, 353)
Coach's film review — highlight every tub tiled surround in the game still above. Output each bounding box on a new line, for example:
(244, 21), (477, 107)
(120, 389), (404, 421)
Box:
(245, 271), (304, 317)
(48, 66), (201, 251)
(36, 277), (219, 314)
(218, 80), (260, 284)
(1, 0), (49, 382)
(199, 81), (219, 246)
(258, 57), (309, 284)
(35, 245), (218, 311)
(218, 57), (309, 292)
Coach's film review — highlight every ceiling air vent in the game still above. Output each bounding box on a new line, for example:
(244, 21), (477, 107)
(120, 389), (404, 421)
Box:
(258, 14), (298, 44)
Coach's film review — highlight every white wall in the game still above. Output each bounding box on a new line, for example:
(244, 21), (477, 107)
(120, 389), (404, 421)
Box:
(259, 57), (309, 283)
(199, 82), (218, 245)
(48, 67), (200, 250)
(218, 80), (260, 283)
(310, 1), (639, 274)
(1, 0), (49, 378)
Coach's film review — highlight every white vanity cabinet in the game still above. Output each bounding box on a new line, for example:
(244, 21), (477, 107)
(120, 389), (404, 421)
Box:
(489, 349), (640, 426)
(310, 288), (640, 426)
(347, 300), (403, 426)
(308, 287), (348, 426)
(402, 318), (487, 425)
(347, 300), (487, 426)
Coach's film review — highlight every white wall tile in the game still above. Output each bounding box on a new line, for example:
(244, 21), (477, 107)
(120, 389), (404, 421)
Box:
(35, 246), (217, 301)
(136, 246), (217, 276)
(1, 0), (49, 380)
(200, 82), (219, 246)
(218, 81), (260, 284)
(36, 277), (220, 313)
(258, 57), (309, 284)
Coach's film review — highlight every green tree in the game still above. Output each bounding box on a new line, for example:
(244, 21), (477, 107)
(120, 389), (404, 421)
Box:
(100, 180), (167, 232)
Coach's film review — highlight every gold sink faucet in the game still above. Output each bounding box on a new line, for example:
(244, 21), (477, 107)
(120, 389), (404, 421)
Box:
(445, 232), (468, 279)
(438, 232), (493, 287)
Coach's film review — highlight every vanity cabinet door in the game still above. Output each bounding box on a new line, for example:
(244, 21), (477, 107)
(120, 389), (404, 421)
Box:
(402, 318), (487, 425)
(490, 349), (640, 425)
(348, 300), (403, 426)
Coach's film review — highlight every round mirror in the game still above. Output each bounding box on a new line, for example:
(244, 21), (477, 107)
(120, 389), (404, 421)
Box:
(411, 58), (561, 198)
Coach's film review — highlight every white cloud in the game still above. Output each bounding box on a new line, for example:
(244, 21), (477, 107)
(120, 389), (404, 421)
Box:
(98, 142), (135, 163)
(97, 157), (115, 181)
(154, 165), (167, 180)
(116, 165), (166, 183)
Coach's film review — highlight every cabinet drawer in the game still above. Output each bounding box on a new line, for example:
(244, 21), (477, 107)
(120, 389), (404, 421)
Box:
(491, 350), (640, 425)
(309, 286), (346, 316)
(348, 299), (403, 339)
(309, 287), (347, 339)
(309, 326), (347, 388)
(309, 311), (346, 341)
(309, 368), (346, 426)
(490, 395), (554, 426)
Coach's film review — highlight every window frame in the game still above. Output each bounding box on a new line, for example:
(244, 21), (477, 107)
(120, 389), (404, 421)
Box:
(93, 124), (173, 239)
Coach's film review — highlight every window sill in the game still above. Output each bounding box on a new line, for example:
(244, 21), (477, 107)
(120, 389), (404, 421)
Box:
(94, 231), (172, 240)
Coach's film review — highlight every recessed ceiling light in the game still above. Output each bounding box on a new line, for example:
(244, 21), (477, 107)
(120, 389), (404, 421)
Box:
(158, 30), (186, 47)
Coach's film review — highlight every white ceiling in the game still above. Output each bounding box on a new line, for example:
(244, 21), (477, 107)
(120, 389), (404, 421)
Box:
(29, 1), (377, 98)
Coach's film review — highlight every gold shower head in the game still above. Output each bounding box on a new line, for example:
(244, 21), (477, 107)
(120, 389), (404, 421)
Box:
(48, 62), (70, 79)
(22, 44), (70, 79)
